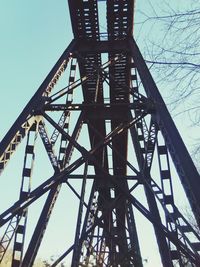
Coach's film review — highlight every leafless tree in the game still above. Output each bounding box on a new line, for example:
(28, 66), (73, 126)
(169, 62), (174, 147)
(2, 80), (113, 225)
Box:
(135, 0), (200, 124)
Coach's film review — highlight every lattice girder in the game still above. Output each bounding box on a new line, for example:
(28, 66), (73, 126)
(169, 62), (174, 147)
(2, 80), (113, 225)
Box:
(1, 1), (200, 267)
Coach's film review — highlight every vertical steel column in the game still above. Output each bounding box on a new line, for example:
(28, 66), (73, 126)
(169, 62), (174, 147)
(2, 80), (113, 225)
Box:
(156, 136), (185, 266)
(129, 38), (200, 227)
(129, 117), (173, 267)
(71, 162), (88, 267)
(11, 122), (38, 267)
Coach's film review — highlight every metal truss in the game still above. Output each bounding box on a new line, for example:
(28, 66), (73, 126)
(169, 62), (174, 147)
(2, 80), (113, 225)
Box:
(1, 1), (200, 267)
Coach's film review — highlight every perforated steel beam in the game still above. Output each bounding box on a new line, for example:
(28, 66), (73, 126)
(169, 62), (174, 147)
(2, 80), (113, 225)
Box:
(129, 38), (200, 227)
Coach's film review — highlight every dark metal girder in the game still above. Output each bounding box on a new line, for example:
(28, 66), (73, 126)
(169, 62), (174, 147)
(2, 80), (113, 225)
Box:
(21, 184), (62, 267)
(107, 0), (134, 40)
(38, 121), (59, 171)
(68, 0), (100, 41)
(65, 174), (138, 180)
(130, 119), (173, 267)
(129, 37), (200, 228)
(105, 5), (135, 258)
(44, 101), (153, 112)
(75, 40), (130, 53)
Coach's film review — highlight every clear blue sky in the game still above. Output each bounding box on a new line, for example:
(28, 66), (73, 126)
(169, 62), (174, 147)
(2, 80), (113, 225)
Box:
(0, 0), (73, 139)
(0, 1), (198, 266)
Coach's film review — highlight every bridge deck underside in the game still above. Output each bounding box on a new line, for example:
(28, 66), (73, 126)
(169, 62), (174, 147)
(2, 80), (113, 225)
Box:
(68, 0), (134, 167)
(68, 0), (135, 261)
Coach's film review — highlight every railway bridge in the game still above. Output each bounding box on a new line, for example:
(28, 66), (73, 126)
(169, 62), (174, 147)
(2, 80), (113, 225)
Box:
(0, 1), (200, 266)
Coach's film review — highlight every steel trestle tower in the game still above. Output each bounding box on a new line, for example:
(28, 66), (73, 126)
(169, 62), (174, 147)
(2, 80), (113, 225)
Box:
(1, 1), (200, 266)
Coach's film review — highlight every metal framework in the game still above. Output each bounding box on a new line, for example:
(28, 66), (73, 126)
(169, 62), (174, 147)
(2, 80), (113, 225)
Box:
(0, 0), (200, 266)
